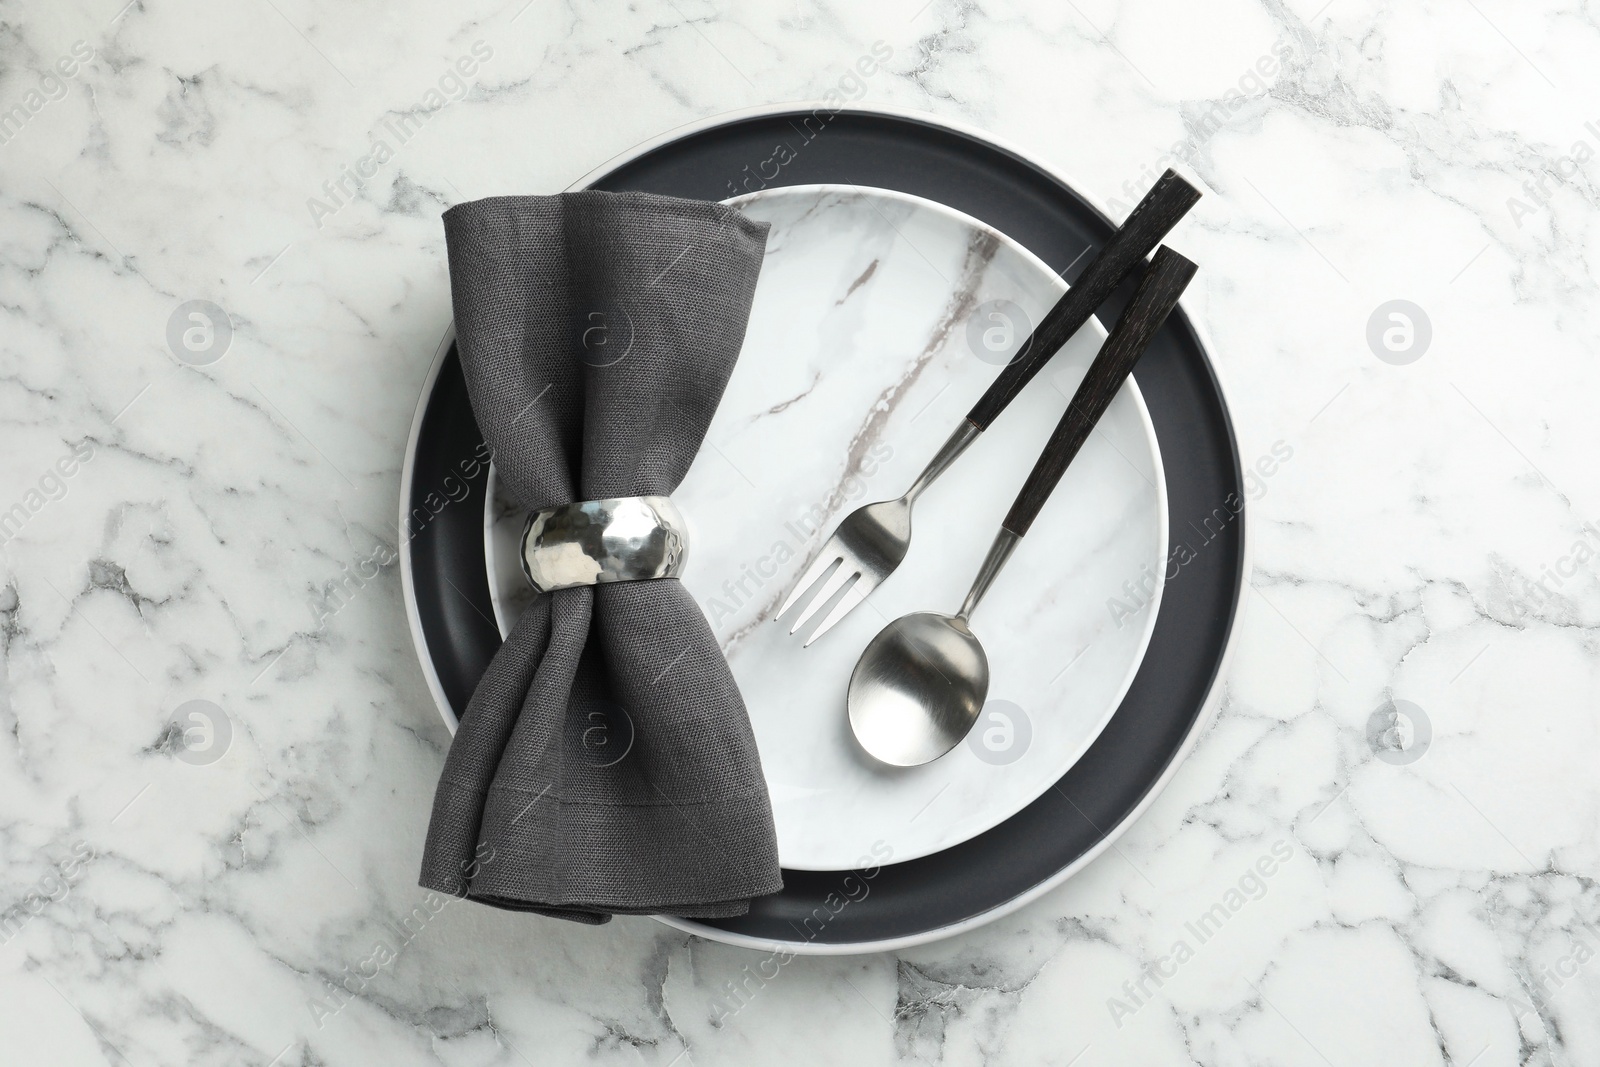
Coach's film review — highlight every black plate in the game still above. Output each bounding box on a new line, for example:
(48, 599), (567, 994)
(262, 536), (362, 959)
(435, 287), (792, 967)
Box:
(405, 109), (1244, 948)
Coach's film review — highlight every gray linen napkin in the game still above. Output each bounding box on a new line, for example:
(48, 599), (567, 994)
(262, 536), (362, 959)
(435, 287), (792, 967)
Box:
(419, 191), (783, 923)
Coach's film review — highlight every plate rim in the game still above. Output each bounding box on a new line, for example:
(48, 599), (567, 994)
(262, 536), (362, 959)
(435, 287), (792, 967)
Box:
(398, 102), (1251, 955)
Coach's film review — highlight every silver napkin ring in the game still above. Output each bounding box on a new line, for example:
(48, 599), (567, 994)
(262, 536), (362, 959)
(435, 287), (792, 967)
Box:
(520, 495), (689, 594)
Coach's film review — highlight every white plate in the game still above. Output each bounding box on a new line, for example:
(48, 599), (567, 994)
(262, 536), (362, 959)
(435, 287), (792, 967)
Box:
(484, 185), (1167, 871)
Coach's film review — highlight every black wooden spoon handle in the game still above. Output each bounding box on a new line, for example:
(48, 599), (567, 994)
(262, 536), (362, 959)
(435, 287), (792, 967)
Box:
(964, 169), (1201, 432)
(1001, 246), (1197, 538)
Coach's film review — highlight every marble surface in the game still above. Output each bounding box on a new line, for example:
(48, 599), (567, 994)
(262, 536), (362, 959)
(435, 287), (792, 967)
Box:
(484, 184), (1165, 871)
(1, 0), (1597, 1064)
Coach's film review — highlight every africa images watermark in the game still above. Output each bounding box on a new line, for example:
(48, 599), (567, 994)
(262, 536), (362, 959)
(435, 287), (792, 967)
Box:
(309, 539), (400, 634)
(0, 440), (97, 547)
(0, 40), (94, 149)
(967, 699), (1032, 765)
(0, 841), (96, 946)
(1506, 118), (1600, 228)
(307, 438), (491, 632)
(164, 699), (234, 766)
(1366, 698), (1430, 766)
(1107, 839), (1296, 1029)
(707, 840), (894, 1027)
(1501, 519), (1600, 621)
(1367, 300), (1431, 366)
(309, 842), (496, 1028)
(1105, 39), (1296, 216)
(721, 41), (895, 200)
(166, 299), (233, 367)
(1107, 440), (1293, 629)
(306, 41), (494, 229)
(1509, 907), (1600, 1024)
(703, 442), (893, 628)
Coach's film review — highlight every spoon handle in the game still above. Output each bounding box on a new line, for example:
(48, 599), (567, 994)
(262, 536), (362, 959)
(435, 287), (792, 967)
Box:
(953, 247), (1196, 621)
(1002, 245), (1197, 538)
(964, 170), (1201, 431)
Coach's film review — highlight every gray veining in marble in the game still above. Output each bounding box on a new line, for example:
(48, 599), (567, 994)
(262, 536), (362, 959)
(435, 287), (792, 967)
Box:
(2, 1), (1598, 1064)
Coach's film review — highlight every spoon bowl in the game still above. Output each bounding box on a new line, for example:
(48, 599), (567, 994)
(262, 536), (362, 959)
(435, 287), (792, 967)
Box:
(848, 612), (990, 767)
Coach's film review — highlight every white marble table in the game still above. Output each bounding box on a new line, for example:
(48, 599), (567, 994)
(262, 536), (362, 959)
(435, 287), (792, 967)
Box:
(2, 1), (1597, 1064)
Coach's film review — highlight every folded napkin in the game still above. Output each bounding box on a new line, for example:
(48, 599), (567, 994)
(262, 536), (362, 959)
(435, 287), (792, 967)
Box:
(419, 190), (783, 923)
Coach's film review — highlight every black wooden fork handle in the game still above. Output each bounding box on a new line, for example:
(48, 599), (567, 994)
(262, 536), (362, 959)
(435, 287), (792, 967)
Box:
(965, 170), (1201, 432)
(1001, 246), (1198, 537)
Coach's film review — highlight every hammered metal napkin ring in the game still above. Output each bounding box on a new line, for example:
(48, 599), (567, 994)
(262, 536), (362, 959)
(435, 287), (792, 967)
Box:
(519, 495), (689, 594)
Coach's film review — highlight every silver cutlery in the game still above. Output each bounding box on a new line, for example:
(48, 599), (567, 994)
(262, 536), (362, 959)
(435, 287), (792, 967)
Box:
(847, 247), (1198, 766)
(778, 170), (1202, 644)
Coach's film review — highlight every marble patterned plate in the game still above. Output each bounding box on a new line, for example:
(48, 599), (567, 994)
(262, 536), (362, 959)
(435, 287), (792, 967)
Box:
(482, 184), (1167, 871)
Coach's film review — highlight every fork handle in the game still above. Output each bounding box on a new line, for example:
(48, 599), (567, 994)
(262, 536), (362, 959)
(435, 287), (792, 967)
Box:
(964, 170), (1201, 432)
(1001, 246), (1197, 538)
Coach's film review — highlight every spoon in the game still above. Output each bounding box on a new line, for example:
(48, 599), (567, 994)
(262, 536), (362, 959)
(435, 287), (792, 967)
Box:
(848, 246), (1199, 766)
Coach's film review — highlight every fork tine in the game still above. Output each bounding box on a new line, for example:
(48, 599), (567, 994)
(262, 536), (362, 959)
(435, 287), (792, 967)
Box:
(777, 550), (842, 619)
(788, 563), (858, 634)
(801, 577), (875, 646)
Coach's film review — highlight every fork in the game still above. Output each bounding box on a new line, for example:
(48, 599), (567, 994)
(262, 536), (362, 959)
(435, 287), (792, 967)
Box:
(777, 170), (1201, 645)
